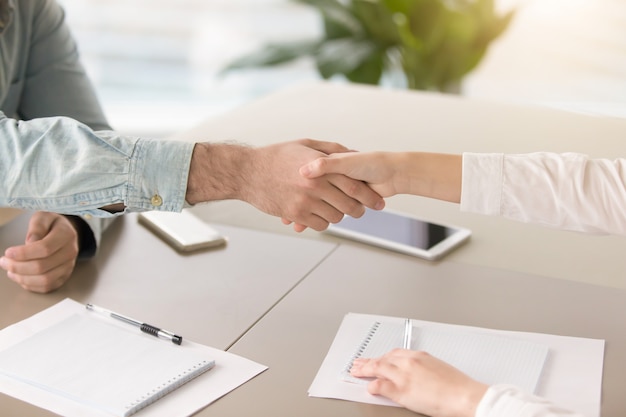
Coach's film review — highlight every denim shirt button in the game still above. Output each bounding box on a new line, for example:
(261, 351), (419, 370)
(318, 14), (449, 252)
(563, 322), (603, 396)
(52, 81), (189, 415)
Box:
(150, 194), (163, 207)
(83, 214), (93, 220)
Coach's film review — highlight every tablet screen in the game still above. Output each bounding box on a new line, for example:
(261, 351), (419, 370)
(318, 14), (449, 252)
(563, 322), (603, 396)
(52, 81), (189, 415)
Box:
(333, 209), (459, 251)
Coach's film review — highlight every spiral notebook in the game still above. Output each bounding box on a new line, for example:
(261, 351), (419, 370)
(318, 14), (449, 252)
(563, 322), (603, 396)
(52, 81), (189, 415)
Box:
(0, 313), (215, 417)
(340, 318), (549, 393)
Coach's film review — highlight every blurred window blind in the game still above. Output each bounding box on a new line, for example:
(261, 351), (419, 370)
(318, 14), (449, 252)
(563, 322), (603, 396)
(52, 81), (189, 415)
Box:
(57, 0), (319, 137)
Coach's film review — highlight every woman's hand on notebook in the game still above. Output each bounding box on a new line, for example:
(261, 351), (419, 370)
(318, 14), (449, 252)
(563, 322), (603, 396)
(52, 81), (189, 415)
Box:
(350, 349), (488, 417)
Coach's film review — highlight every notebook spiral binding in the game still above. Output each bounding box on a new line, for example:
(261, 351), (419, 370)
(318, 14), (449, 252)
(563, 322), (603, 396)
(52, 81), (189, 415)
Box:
(125, 359), (213, 416)
(342, 321), (381, 375)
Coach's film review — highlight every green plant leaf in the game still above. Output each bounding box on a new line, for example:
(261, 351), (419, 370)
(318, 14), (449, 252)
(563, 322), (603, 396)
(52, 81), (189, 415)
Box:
(350, 0), (401, 46)
(478, 10), (515, 44)
(323, 14), (356, 39)
(474, 0), (497, 22)
(314, 37), (379, 79)
(391, 10), (423, 51)
(221, 40), (320, 73)
(346, 49), (385, 84)
(444, 10), (478, 43)
(398, 45), (431, 90)
(383, 0), (416, 15)
(223, 0), (516, 92)
(296, 0), (364, 37)
(405, 0), (445, 42)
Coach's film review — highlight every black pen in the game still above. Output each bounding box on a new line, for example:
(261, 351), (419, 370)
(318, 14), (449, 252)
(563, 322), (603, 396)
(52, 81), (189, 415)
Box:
(86, 303), (183, 345)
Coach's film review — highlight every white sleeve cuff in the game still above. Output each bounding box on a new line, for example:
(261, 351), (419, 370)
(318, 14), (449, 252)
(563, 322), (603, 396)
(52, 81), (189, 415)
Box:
(476, 384), (584, 417)
(460, 153), (504, 216)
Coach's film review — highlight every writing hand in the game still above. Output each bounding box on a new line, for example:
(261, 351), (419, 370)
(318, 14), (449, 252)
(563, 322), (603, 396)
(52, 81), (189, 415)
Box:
(0, 211), (80, 293)
(350, 349), (487, 417)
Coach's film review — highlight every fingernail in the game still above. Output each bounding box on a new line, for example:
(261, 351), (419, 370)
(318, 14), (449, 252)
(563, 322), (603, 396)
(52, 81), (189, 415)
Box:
(351, 358), (365, 368)
(299, 165), (311, 177)
(26, 234), (42, 243)
(350, 361), (363, 375)
(6, 271), (19, 283)
(375, 200), (385, 210)
(0, 257), (7, 269)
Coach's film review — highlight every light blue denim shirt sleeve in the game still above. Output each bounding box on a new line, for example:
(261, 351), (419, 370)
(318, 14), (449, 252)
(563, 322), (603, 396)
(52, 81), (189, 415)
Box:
(1, 0), (195, 256)
(0, 112), (195, 217)
(1, 0), (118, 253)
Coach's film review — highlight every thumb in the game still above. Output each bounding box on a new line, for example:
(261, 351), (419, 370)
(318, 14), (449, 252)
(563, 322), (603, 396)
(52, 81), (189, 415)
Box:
(26, 233), (43, 244)
(25, 212), (54, 243)
(303, 139), (350, 155)
(299, 158), (327, 179)
(300, 155), (352, 179)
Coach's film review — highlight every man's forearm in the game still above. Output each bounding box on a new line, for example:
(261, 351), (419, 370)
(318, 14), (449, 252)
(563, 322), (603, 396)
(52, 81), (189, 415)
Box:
(185, 142), (254, 205)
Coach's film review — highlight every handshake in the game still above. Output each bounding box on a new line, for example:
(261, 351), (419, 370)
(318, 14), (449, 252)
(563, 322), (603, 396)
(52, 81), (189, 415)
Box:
(2, 134), (461, 294)
(184, 139), (388, 232)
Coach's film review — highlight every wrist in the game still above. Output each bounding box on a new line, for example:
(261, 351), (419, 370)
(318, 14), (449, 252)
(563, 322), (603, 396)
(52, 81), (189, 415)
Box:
(456, 381), (488, 417)
(406, 152), (462, 202)
(390, 152), (415, 194)
(185, 142), (253, 204)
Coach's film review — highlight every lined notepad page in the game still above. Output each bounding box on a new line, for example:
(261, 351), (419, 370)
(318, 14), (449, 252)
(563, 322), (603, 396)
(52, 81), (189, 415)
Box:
(0, 314), (215, 417)
(342, 320), (549, 393)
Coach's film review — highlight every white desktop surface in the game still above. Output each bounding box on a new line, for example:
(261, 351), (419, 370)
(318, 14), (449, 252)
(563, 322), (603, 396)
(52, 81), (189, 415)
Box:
(173, 82), (626, 289)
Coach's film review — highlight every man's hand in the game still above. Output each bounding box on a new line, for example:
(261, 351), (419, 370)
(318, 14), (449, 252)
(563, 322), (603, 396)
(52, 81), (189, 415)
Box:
(186, 139), (384, 231)
(0, 212), (80, 293)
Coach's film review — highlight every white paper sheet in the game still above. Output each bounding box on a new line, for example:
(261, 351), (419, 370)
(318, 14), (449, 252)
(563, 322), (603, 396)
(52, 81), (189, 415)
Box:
(0, 299), (268, 417)
(340, 320), (549, 394)
(309, 313), (604, 417)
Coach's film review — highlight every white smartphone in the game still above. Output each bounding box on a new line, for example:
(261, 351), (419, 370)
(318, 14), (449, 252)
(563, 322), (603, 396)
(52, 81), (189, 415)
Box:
(138, 210), (227, 253)
(326, 208), (471, 261)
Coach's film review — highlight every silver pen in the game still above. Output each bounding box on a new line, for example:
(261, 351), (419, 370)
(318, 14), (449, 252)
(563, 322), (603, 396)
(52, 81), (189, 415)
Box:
(403, 318), (412, 349)
(86, 303), (183, 345)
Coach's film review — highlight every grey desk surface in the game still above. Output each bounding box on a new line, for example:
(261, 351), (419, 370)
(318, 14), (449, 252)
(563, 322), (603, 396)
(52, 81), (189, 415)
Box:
(1, 82), (625, 416)
(0, 212), (336, 417)
(174, 82), (626, 290)
(197, 243), (626, 417)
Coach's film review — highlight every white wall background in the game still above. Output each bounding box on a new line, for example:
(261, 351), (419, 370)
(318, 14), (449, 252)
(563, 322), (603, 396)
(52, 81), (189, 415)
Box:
(57, 0), (626, 137)
(464, 0), (626, 116)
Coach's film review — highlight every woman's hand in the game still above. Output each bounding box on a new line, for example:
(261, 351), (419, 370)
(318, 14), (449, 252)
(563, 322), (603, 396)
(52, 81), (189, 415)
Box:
(351, 349), (488, 417)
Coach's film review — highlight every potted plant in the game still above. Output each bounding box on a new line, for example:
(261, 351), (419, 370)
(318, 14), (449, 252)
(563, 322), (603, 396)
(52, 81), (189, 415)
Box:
(224, 0), (514, 93)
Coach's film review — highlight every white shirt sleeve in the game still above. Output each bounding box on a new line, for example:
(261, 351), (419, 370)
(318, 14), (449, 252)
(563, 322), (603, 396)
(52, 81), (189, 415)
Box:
(476, 385), (586, 417)
(460, 152), (626, 236)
